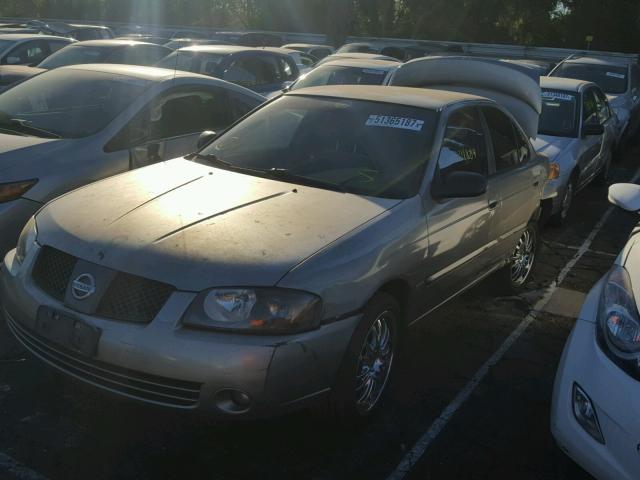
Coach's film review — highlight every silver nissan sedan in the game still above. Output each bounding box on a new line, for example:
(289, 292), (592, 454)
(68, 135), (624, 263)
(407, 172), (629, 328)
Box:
(1, 85), (547, 419)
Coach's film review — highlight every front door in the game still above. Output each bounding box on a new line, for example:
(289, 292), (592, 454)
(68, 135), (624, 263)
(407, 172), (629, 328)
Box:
(420, 106), (494, 316)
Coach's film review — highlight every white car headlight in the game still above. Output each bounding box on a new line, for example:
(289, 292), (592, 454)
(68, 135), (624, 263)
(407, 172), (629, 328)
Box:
(15, 216), (37, 265)
(597, 266), (640, 378)
(183, 288), (322, 334)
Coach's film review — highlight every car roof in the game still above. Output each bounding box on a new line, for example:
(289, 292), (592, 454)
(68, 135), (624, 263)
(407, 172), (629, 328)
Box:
(0, 33), (71, 41)
(540, 76), (593, 92)
(283, 43), (331, 49)
(318, 58), (400, 69)
(260, 47), (300, 55)
(58, 63), (203, 81)
(70, 39), (154, 48)
(287, 85), (485, 110)
(179, 45), (256, 54)
(562, 56), (631, 67)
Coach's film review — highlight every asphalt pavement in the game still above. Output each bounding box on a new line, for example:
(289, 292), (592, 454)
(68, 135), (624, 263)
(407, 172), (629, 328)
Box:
(1, 147), (639, 480)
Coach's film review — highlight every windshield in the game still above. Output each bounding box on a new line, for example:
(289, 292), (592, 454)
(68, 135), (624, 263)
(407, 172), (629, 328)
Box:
(0, 68), (150, 138)
(292, 66), (390, 90)
(200, 95), (437, 198)
(155, 51), (226, 75)
(38, 45), (113, 69)
(552, 63), (628, 94)
(538, 89), (579, 137)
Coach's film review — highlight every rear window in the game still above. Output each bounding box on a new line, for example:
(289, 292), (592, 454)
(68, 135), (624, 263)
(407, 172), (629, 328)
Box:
(552, 63), (628, 95)
(539, 89), (579, 137)
(293, 65), (389, 90)
(39, 45), (112, 69)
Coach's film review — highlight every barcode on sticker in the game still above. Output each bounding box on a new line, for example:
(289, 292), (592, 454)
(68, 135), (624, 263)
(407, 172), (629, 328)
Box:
(606, 72), (626, 79)
(366, 115), (424, 131)
(542, 91), (574, 102)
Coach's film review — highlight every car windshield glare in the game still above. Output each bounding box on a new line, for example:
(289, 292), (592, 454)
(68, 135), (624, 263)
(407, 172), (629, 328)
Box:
(539, 89), (579, 137)
(38, 45), (113, 69)
(201, 95), (437, 199)
(293, 66), (389, 90)
(0, 69), (150, 138)
(553, 63), (628, 95)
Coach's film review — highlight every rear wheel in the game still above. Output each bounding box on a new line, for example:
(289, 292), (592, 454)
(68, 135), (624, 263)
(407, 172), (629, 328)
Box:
(323, 293), (399, 420)
(498, 222), (539, 294)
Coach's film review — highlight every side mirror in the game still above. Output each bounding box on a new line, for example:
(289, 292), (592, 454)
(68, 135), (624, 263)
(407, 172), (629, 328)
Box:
(197, 130), (217, 150)
(432, 171), (487, 199)
(582, 123), (604, 136)
(608, 183), (640, 212)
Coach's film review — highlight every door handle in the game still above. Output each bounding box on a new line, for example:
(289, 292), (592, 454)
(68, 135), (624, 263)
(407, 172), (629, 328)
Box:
(489, 200), (498, 210)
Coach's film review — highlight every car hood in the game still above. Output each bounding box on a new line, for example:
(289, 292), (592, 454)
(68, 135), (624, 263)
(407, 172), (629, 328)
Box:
(531, 135), (573, 162)
(0, 133), (64, 175)
(36, 158), (401, 291)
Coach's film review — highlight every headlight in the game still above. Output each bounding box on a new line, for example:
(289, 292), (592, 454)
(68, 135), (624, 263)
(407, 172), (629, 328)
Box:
(15, 216), (37, 264)
(0, 179), (37, 204)
(183, 288), (322, 334)
(596, 266), (640, 379)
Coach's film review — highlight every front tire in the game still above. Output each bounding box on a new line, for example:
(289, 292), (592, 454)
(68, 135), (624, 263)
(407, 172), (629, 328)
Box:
(324, 293), (399, 419)
(550, 179), (574, 227)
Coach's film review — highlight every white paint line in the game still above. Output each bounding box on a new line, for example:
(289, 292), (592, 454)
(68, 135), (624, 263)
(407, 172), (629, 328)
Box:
(386, 169), (640, 480)
(545, 241), (618, 258)
(0, 453), (48, 480)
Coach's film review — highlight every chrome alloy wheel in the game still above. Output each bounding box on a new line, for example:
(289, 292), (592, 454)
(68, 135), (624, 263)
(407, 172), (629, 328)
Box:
(511, 227), (535, 286)
(355, 312), (395, 414)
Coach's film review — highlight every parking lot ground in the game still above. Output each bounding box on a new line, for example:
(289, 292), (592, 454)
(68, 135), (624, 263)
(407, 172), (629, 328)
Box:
(0, 148), (639, 480)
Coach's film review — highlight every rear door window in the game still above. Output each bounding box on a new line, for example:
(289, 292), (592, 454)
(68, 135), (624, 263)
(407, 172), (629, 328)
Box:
(3, 40), (48, 65)
(437, 107), (488, 177)
(593, 88), (611, 123)
(482, 107), (523, 173)
(582, 89), (599, 125)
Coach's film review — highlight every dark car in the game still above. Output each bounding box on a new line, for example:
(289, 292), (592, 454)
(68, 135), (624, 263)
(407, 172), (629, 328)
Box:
(0, 34), (74, 66)
(156, 45), (299, 96)
(0, 40), (173, 89)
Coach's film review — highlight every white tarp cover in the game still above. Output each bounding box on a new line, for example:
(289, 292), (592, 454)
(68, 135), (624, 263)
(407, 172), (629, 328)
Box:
(389, 56), (542, 138)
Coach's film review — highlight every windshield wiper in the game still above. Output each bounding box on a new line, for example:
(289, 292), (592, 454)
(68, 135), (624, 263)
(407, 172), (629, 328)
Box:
(261, 168), (347, 193)
(0, 115), (60, 139)
(188, 154), (346, 193)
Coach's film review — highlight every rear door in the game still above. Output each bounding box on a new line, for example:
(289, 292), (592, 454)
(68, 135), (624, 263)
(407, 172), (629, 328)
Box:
(578, 88), (602, 185)
(421, 106), (494, 314)
(482, 106), (539, 261)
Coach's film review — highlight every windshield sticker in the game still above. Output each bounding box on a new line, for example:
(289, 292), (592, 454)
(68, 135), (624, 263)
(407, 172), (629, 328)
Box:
(362, 69), (386, 75)
(542, 91), (573, 102)
(606, 72), (626, 79)
(366, 115), (424, 131)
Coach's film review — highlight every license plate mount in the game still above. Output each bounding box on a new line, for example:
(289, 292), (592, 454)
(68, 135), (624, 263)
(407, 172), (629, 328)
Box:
(35, 307), (101, 357)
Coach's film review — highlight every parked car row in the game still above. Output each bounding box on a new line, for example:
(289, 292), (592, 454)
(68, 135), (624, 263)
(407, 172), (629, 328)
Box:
(0, 21), (638, 480)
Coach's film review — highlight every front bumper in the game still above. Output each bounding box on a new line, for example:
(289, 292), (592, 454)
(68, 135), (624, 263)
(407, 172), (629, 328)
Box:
(1, 246), (359, 417)
(541, 177), (566, 219)
(551, 278), (640, 480)
(0, 198), (41, 257)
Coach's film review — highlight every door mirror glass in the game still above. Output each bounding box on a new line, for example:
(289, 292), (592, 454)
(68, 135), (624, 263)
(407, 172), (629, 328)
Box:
(432, 171), (488, 199)
(197, 130), (218, 149)
(582, 123), (604, 136)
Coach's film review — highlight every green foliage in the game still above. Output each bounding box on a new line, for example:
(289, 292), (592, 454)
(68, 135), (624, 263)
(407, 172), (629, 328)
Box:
(0, 0), (637, 52)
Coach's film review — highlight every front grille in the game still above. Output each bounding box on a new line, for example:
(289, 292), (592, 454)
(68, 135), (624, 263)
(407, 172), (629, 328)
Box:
(6, 313), (201, 408)
(96, 272), (174, 323)
(32, 247), (174, 324)
(32, 246), (76, 300)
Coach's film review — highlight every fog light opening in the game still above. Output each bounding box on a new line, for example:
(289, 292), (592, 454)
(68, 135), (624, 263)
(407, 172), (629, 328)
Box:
(572, 383), (605, 444)
(214, 389), (252, 414)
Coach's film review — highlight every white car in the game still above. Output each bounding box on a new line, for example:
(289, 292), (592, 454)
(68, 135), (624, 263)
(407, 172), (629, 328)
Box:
(551, 183), (640, 480)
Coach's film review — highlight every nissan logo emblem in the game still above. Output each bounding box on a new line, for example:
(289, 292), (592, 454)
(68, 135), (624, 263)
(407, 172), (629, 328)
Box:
(71, 273), (96, 300)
